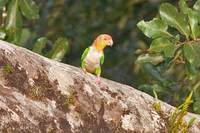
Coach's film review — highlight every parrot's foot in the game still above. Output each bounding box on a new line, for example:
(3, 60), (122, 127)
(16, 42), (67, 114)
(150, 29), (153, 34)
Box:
(95, 76), (108, 89)
(96, 76), (101, 84)
(82, 68), (87, 74)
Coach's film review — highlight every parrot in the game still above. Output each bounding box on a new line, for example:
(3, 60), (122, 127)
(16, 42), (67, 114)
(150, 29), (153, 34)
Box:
(81, 34), (113, 84)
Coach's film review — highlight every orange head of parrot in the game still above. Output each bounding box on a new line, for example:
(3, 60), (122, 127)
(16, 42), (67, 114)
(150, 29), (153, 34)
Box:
(92, 34), (113, 51)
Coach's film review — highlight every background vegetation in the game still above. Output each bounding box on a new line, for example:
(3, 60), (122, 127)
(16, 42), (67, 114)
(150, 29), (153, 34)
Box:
(1, 0), (200, 114)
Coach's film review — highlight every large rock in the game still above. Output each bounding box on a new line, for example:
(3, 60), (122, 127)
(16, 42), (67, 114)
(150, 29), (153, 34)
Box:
(0, 40), (199, 133)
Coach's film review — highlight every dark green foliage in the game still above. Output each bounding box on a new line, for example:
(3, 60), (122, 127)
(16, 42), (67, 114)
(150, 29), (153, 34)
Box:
(5, 0), (23, 44)
(0, 0), (69, 61)
(0, 0), (8, 10)
(159, 3), (190, 39)
(183, 43), (200, 67)
(2, 0), (40, 44)
(137, 18), (172, 39)
(137, 0), (200, 113)
(47, 37), (69, 61)
(32, 37), (48, 54)
(149, 37), (175, 57)
(32, 37), (69, 61)
(20, 0), (39, 19)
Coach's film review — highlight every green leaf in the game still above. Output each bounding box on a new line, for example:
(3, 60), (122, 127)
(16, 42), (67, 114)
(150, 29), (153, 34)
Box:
(5, 0), (22, 30)
(142, 63), (165, 82)
(0, 0), (8, 10)
(5, 0), (22, 44)
(18, 28), (31, 45)
(193, 83), (200, 113)
(179, 0), (189, 14)
(186, 63), (198, 81)
(187, 10), (200, 40)
(47, 37), (69, 61)
(193, 87), (200, 113)
(159, 3), (190, 39)
(32, 37), (48, 54)
(164, 44), (176, 58)
(183, 43), (200, 67)
(194, 0), (200, 11)
(136, 54), (164, 65)
(179, 0), (200, 39)
(149, 38), (175, 57)
(20, 0), (39, 19)
(137, 18), (172, 39)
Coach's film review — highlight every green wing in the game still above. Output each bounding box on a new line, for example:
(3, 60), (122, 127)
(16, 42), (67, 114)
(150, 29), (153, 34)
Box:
(95, 66), (101, 76)
(81, 47), (89, 61)
(81, 47), (89, 68)
(95, 54), (104, 76)
(100, 54), (104, 65)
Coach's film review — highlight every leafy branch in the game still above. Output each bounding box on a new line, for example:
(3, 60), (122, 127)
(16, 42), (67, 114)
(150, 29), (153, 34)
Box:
(136, 0), (200, 113)
(0, 0), (69, 61)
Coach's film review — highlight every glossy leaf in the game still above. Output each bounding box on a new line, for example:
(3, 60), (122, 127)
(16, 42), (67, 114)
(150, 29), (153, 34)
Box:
(163, 43), (176, 58)
(149, 37), (175, 57)
(32, 37), (48, 54)
(194, 0), (200, 11)
(183, 43), (200, 67)
(137, 18), (172, 39)
(20, 0), (39, 19)
(179, 0), (200, 39)
(186, 63), (198, 81)
(136, 54), (164, 65)
(0, 0), (8, 10)
(159, 3), (190, 39)
(5, 0), (22, 44)
(47, 37), (69, 61)
(179, 0), (189, 14)
(188, 10), (200, 40)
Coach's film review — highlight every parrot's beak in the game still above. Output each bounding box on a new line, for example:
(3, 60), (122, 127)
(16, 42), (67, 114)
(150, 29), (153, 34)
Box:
(108, 40), (113, 47)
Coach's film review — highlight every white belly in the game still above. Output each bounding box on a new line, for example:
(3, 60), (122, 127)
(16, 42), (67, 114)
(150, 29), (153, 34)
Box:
(84, 47), (103, 73)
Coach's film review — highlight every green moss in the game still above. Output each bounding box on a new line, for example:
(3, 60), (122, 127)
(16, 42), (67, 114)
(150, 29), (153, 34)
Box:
(63, 90), (76, 107)
(28, 86), (46, 101)
(153, 89), (161, 112)
(169, 91), (195, 133)
(3, 64), (13, 74)
(153, 102), (161, 112)
(152, 90), (195, 132)
(47, 126), (56, 133)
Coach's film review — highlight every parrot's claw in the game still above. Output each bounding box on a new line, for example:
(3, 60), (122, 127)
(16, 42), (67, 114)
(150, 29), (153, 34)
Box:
(96, 76), (101, 84)
(82, 68), (87, 74)
(96, 76), (108, 89)
(95, 76), (108, 88)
